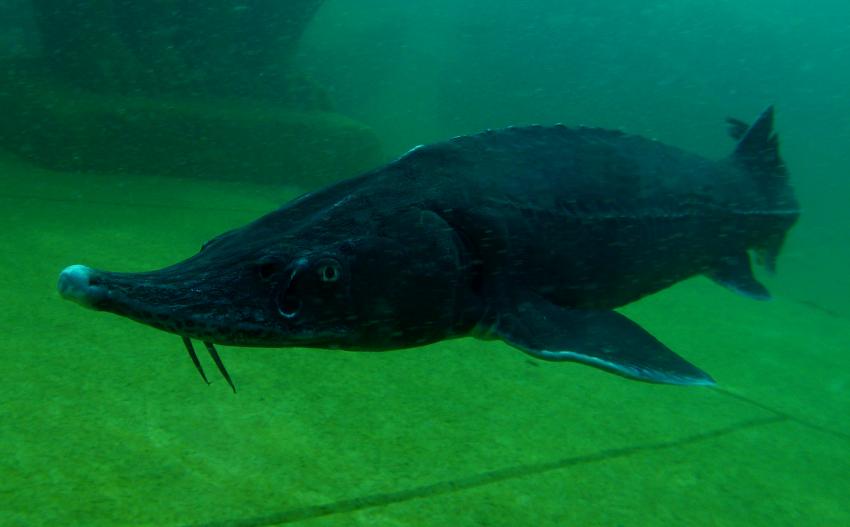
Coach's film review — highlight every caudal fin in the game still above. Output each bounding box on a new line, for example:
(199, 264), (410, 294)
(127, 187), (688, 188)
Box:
(728, 106), (799, 273)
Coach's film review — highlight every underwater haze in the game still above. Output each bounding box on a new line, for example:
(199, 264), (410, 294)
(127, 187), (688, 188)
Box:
(2, 1), (849, 526)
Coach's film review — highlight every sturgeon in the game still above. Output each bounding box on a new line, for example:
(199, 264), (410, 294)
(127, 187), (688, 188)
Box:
(58, 107), (798, 390)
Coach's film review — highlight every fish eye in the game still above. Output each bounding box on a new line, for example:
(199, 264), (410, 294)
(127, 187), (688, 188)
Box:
(317, 260), (342, 283)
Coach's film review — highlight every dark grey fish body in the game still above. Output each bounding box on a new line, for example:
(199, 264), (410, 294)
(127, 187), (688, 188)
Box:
(414, 119), (797, 309)
(59, 107), (798, 389)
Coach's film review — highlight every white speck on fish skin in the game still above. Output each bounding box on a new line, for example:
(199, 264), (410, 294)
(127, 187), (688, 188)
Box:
(332, 195), (353, 209)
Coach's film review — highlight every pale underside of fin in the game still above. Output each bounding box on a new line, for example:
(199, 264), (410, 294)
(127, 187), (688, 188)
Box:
(488, 293), (715, 386)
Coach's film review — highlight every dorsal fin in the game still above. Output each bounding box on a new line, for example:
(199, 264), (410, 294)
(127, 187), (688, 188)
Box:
(731, 106), (784, 177)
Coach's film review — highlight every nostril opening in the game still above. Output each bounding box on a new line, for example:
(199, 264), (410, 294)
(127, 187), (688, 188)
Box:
(278, 293), (302, 318)
(257, 261), (281, 281)
(258, 264), (275, 280)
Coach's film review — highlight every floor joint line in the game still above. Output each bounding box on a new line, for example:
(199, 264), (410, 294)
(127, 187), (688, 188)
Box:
(188, 415), (787, 527)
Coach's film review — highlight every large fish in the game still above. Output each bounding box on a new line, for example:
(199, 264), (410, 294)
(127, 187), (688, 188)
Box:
(58, 107), (798, 390)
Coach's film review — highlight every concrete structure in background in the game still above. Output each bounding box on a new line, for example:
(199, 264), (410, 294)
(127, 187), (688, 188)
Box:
(0, 0), (381, 186)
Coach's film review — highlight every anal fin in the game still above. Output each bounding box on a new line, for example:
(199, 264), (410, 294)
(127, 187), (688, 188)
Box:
(488, 293), (715, 386)
(708, 252), (770, 300)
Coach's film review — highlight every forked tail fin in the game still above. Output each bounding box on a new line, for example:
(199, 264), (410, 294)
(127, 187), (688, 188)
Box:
(727, 106), (799, 273)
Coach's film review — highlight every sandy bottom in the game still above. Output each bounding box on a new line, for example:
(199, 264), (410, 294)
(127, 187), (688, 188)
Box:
(1, 154), (848, 526)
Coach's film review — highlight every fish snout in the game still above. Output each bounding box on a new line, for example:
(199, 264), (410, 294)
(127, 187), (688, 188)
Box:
(58, 264), (108, 309)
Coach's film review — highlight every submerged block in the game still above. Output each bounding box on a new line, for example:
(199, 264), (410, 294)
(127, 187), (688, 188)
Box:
(0, 70), (381, 188)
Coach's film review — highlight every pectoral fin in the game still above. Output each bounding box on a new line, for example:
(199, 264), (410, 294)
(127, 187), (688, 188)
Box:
(489, 295), (715, 386)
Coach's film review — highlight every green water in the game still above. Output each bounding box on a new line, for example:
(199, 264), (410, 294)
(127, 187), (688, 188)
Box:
(2, 1), (849, 526)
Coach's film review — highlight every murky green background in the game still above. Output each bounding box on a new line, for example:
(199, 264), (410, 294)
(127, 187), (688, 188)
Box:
(1, 1), (849, 525)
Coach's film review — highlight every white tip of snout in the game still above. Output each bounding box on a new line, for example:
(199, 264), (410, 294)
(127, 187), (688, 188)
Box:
(58, 264), (102, 308)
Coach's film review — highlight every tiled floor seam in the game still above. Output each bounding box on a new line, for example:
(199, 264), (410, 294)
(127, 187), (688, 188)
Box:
(187, 415), (787, 527)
